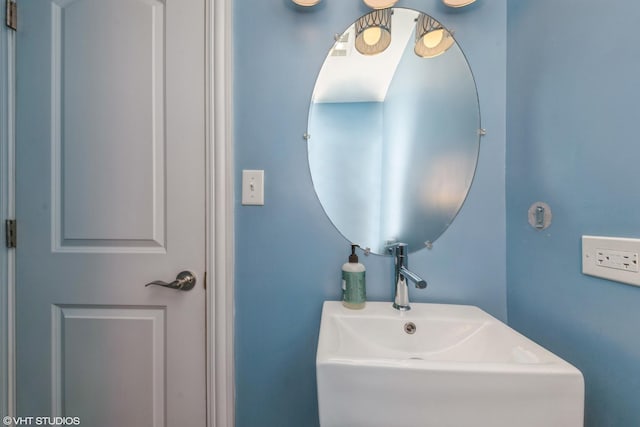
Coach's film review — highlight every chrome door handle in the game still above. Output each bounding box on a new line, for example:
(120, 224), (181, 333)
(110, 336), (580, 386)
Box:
(145, 271), (196, 291)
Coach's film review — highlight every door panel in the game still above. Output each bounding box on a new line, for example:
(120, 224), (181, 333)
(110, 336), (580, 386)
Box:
(54, 0), (165, 249)
(16, 0), (206, 425)
(55, 306), (165, 427)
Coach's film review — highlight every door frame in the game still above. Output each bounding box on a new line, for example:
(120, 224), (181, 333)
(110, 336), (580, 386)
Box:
(0, 0), (235, 425)
(206, 0), (235, 425)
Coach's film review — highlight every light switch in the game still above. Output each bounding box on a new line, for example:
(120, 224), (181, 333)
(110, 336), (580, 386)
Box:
(242, 170), (264, 205)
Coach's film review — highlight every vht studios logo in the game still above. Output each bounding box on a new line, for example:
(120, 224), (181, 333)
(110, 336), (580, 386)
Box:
(2, 417), (80, 426)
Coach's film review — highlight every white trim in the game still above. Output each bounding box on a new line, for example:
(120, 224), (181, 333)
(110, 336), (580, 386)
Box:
(206, 0), (235, 425)
(0, 3), (16, 419)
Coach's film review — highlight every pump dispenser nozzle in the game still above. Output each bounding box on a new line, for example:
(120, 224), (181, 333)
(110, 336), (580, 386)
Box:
(349, 244), (360, 263)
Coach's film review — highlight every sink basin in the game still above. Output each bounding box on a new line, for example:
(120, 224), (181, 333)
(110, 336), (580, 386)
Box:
(316, 301), (584, 427)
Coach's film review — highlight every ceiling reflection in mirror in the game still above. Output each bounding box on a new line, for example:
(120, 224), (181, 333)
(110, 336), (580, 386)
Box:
(307, 8), (480, 255)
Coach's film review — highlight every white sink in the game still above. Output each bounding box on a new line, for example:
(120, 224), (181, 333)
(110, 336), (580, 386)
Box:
(316, 301), (584, 427)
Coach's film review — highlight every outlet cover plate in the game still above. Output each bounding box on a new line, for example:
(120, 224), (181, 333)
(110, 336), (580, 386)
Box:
(582, 235), (640, 287)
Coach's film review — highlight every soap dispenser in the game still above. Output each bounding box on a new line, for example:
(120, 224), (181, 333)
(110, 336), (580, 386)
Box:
(342, 244), (366, 309)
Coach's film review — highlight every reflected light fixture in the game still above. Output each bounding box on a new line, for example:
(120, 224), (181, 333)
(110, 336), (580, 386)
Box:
(355, 9), (392, 56)
(414, 14), (455, 58)
(291, 0), (321, 6)
(443, 0), (477, 7)
(363, 0), (398, 9)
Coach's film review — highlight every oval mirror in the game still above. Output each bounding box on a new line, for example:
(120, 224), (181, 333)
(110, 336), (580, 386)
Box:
(307, 8), (481, 255)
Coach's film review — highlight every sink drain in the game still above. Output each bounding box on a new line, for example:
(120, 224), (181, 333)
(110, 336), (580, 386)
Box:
(404, 322), (416, 335)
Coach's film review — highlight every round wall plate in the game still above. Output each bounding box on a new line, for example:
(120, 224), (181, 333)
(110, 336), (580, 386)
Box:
(528, 202), (552, 231)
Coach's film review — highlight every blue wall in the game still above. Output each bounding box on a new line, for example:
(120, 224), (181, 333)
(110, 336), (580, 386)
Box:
(234, 1), (506, 425)
(507, 1), (640, 425)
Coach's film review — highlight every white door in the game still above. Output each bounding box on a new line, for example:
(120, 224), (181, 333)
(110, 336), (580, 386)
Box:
(15, 0), (207, 426)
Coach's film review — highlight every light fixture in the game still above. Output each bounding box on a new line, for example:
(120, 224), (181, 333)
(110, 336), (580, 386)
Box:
(355, 9), (392, 56)
(414, 14), (455, 58)
(291, 0), (321, 6)
(363, 0), (398, 9)
(443, 0), (477, 7)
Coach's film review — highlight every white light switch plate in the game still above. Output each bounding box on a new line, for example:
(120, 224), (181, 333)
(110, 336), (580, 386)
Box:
(582, 235), (640, 287)
(242, 170), (264, 205)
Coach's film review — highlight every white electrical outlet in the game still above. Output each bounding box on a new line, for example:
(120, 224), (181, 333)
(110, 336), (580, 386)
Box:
(595, 248), (639, 272)
(582, 236), (640, 287)
(242, 170), (264, 205)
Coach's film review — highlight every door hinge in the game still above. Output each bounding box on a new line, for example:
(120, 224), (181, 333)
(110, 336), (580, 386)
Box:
(203, 271), (207, 290)
(5, 0), (16, 31)
(5, 219), (16, 248)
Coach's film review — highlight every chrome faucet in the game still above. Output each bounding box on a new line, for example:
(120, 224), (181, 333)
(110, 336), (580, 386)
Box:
(387, 243), (427, 311)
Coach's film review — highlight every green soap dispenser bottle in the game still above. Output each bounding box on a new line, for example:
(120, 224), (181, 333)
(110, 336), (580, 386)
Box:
(342, 244), (366, 309)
